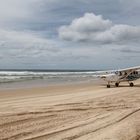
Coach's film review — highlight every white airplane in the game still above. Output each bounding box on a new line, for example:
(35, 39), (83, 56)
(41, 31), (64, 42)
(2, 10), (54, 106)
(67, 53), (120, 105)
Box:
(99, 66), (140, 88)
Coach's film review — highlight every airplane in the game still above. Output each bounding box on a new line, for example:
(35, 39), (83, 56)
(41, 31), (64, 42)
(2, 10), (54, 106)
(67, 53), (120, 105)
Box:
(98, 66), (140, 88)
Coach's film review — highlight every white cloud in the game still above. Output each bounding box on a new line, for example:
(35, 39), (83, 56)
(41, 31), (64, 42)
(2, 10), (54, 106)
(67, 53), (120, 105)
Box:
(64, 13), (112, 32)
(59, 13), (140, 44)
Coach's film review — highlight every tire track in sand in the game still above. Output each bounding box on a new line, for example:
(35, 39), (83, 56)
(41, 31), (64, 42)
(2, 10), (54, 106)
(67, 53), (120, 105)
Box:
(24, 108), (140, 140)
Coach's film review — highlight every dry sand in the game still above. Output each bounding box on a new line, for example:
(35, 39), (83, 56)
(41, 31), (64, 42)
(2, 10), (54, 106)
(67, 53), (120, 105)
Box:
(0, 80), (140, 140)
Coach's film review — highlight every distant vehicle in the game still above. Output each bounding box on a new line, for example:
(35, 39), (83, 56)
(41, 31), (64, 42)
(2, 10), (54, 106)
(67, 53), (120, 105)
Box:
(99, 66), (140, 88)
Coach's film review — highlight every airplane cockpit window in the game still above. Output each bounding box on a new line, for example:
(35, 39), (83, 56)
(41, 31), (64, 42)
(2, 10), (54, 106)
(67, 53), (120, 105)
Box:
(136, 71), (138, 75)
(119, 72), (122, 76)
(133, 71), (136, 74)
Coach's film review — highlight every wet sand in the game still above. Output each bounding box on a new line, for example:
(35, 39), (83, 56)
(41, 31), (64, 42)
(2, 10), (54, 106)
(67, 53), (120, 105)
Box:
(0, 80), (140, 140)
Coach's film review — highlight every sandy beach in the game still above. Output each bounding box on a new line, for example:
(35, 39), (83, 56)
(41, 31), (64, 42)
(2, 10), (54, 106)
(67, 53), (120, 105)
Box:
(0, 80), (140, 140)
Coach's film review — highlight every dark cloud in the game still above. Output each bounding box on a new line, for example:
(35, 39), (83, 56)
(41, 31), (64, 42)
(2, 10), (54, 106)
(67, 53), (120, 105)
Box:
(119, 48), (140, 54)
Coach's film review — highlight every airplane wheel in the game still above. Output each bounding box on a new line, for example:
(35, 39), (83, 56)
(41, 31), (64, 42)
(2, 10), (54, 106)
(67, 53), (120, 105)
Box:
(107, 85), (110, 88)
(115, 83), (119, 87)
(130, 82), (134, 87)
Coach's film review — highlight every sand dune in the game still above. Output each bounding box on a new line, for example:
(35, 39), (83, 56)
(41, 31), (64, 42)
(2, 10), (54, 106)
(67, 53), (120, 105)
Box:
(0, 81), (140, 140)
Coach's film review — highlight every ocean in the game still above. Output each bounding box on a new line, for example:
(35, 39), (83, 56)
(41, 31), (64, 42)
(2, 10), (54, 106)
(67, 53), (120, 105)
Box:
(0, 69), (102, 88)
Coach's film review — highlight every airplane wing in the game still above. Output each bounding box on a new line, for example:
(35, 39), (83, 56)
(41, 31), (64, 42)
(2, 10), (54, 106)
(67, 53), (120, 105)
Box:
(118, 66), (140, 72)
(117, 66), (140, 73)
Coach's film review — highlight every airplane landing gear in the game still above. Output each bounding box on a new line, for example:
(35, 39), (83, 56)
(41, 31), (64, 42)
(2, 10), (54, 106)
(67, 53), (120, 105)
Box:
(107, 84), (110, 88)
(129, 82), (134, 87)
(115, 82), (119, 87)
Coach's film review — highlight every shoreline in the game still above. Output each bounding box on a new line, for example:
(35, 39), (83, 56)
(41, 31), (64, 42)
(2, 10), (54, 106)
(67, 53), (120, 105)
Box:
(0, 78), (102, 91)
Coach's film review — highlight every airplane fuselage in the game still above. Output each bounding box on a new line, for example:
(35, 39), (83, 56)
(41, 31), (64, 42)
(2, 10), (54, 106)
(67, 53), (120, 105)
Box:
(117, 70), (140, 82)
(101, 70), (140, 83)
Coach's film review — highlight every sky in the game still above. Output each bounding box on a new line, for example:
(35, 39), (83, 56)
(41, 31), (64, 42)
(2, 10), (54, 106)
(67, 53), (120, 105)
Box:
(0, 0), (140, 70)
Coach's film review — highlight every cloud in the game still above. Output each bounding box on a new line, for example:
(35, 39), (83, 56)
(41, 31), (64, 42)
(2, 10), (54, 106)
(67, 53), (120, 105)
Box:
(59, 13), (140, 45)
(0, 0), (37, 20)
(0, 29), (60, 59)
(0, 28), (94, 68)
(119, 48), (140, 54)
(0, 30), (103, 69)
(0, 0), (139, 69)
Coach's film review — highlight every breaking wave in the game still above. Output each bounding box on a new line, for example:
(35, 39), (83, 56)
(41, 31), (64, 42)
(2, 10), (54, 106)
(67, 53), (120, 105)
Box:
(0, 70), (99, 83)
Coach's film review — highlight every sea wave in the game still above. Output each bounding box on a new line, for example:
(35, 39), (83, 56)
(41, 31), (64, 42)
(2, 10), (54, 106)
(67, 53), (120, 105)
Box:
(0, 70), (99, 83)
